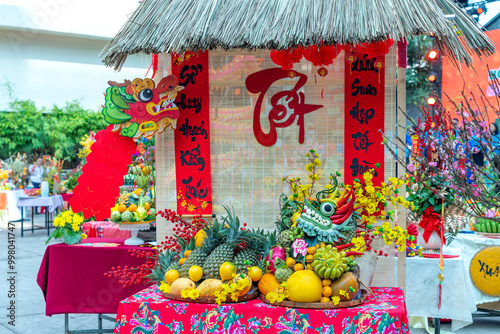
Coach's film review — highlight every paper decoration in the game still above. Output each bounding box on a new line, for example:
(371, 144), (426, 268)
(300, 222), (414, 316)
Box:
(302, 44), (340, 67)
(171, 51), (212, 215)
(292, 239), (308, 257)
(69, 125), (136, 221)
(246, 68), (323, 146)
(102, 76), (184, 139)
(355, 39), (394, 59)
(470, 246), (500, 296)
(269, 48), (303, 70)
(344, 51), (385, 185)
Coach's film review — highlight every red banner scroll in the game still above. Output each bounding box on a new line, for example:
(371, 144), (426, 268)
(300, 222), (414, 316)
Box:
(171, 51), (212, 215)
(344, 53), (385, 185)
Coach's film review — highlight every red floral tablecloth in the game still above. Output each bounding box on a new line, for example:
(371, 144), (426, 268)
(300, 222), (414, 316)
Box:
(114, 286), (409, 334)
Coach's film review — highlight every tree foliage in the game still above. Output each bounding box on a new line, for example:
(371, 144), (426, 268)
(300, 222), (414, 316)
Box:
(0, 99), (107, 167)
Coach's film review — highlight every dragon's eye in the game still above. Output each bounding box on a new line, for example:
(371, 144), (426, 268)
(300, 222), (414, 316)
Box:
(138, 89), (153, 102)
(320, 200), (335, 216)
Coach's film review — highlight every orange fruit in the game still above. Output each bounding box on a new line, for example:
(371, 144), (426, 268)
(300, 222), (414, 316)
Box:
(294, 263), (304, 271)
(320, 297), (331, 303)
(118, 204), (127, 213)
(258, 273), (281, 295)
(322, 286), (333, 297)
(189, 266), (203, 282)
(164, 270), (179, 284)
(128, 204), (137, 212)
(307, 247), (317, 255)
(285, 257), (296, 268)
(179, 258), (186, 265)
(144, 202), (151, 210)
(306, 254), (314, 263)
(184, 250), (192, 258)
(306, 264), (313, 270)
(322, 279), (332, 286)
(219, 262), (236, 281)
(248, 266), (263, 281)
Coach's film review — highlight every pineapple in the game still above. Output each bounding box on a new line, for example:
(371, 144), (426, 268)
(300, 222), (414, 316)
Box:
(202, 207), (263, 279)
(145, 249), (179, 283)
(178, 219), (224, 278)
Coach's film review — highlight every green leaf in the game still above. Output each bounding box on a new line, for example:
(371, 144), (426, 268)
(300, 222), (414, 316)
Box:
(61, 229), (82, 245)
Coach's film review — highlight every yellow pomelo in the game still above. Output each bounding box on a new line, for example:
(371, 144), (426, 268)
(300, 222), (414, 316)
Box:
(287, 270), (322, 302)
(170, 278), (195, 295)
(196, 279), (223, 297)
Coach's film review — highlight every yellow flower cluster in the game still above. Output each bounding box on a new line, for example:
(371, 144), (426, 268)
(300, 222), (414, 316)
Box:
(282, 150), (322, 201)
(331, 295), (341, 305)
(339, 289), (349, 299)
(159, 281), (171, 293)
(213, 274), (250, 305)
(350, 236), (367, 253)
(181, 287), (200, 300)
(266, 282), (289, 303)
(354, 170), (411, 225)
(78, 134), (95, 158)
(373, 222), (409, 251)
(0, 169), (10, 181)
(53, 209), (84, 232)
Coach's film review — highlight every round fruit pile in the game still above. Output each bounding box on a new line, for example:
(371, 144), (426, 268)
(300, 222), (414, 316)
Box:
(110, 189), (155, 224)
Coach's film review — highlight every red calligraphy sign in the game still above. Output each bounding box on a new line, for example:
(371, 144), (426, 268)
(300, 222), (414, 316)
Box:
(246, 68), (323, 146)
(344, 53), (385, 185)
(171, 51), (212, 215)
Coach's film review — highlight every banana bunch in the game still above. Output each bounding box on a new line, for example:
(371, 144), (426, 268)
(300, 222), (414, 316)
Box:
(311, 244), (347, 279)
(474, 218), (500, 233)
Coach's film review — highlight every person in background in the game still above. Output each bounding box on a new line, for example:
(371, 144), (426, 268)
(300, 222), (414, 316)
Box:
(29, 158), (44, 189)
(489, 121), (500, 157)
(29, 158), (44, 214)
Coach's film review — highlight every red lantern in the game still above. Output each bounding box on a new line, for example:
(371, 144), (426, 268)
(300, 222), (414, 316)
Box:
(355, 39), (394, 58)
(269, 47), (303, 70)
(317, 67), (328, 77)
(302, 44), (340, 67)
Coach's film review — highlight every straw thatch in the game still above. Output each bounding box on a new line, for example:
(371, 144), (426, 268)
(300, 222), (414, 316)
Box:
(101, 0), (494, 70)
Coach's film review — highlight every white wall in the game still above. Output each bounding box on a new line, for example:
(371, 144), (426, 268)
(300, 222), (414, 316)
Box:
(0, 0), (151, 111)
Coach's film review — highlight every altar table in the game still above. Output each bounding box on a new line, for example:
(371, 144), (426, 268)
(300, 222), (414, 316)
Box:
(37, 238), (154, 316)
(405, 247), (476, 332)
(449, 233), (500, 306)
(114, 286), (410, 334)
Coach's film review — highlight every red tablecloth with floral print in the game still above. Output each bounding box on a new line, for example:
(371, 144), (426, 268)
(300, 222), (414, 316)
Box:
(114, 286), (409, 334)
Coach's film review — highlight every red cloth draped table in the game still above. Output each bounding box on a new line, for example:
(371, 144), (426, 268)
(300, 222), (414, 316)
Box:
(37, 238), (153, 316)
(61, 192), (74, 210)
(114, 286), (410, 334)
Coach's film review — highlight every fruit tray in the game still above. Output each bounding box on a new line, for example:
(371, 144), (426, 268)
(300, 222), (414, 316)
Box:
(162, 285), (259, 304)
(476, 232), (500, 237)
(259, 289), (367, 309)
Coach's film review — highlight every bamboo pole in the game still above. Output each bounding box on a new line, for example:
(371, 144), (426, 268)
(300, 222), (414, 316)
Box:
(396, 53), (407, 293)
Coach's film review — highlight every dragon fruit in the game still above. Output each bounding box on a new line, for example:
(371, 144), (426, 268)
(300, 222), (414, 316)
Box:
(265, 246), (286, 273)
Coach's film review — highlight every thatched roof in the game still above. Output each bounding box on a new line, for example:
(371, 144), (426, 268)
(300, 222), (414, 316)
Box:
(101, 0), (494, 70)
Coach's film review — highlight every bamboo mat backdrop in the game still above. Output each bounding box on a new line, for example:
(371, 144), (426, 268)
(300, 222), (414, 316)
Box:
(155, 47), (398, 286)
